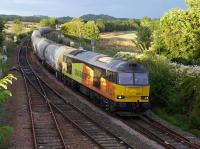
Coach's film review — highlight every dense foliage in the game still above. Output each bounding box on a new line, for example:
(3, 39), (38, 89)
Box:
(39, 18), (58, 28)
(0, 15), (48, 22)
(134, 26), (152, 52)
(96, 19), (139, 32)
(0, 74), (16, 145)
(80, 14), (116, 21)
(13, 19), (24, 35)
(61, 19), (100, 40)
(115, 52), (200, 136)
(131, 17), (158, 52)
(153, 0), (200, 65)
(0, 19), (5, 46)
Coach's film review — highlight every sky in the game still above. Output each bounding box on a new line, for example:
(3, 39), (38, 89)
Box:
(0, 0), (187, 18)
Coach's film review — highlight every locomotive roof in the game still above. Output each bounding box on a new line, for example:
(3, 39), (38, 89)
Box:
(65, 49), (146, 73)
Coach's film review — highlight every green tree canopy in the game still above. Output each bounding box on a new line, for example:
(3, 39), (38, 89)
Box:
(0, 74), (16, 145)
(95, 19), (105, 32)
(61, 19), (100, 40)
(13, 19), (24, 35)
(186, 0), (200, 8)
(134, 25), (152, 52)
(61, 18), (85, 38)
(39, 18), (58, 28)
(153, 7), (200, 64)
(84, 21), (99, 40)
(0, 18), (5, 46)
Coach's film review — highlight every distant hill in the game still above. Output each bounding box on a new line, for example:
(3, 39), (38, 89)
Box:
(0, 14), (129, 23)
(0, 14), (72, 24)
(0, 14), (49, 22)
(80, 14), (117, 21)
(58, 16), (72, 24)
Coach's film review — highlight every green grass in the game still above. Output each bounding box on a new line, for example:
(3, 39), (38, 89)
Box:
(153, 108), (190, 130)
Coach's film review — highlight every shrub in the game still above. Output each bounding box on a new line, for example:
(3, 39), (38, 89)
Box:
(0, 74), (16, 145)
(115, 52), (200, 135)
(0, 126), (13, 145)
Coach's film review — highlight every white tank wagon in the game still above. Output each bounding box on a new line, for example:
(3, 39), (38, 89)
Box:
(54, 46), (77, 71)
(44, 43), (61, 69)
(38, 27), (52, 35)
(36, 38), (52, 61)
(31, 30), (42, 53)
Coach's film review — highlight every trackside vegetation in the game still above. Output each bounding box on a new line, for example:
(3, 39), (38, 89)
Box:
(0, 18), (17, 146)
(0, 74), (16, 146)
(113, 0), (200, 136)
(115, 52), (200, 136)
(153, 0), (200, 65)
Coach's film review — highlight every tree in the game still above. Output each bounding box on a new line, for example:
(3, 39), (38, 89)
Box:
(140, 16), (152, 27)
(186, 0), (200, 8)
(134, 26), (152, 52)
(153, 7), (200, 64)
(84, 21), (100, 40)
(39, 18), (58, 28)
(61, 19), (100, 40)
(13, 19), (24, 35)
(96, 19), (105, 32)
(128, 19), (139, 30)
(0, 19), (5, 46)
(61, 18), (85, 38)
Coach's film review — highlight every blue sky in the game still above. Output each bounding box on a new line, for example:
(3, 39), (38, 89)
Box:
(0, 0), (187, 18)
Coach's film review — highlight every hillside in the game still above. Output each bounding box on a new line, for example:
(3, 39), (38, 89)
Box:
(0, 14), (130, 24)
(80, 14), (116, 21)
(0, 14), (72, 23)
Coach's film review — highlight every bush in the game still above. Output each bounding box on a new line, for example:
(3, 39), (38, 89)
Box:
(0, 74), (16, 145)
(0, 126), (13, 145)
(115, 52), (200, 135)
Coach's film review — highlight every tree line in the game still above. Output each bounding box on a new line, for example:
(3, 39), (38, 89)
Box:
(0, 19), (5, 47)
(95, 19), (139, 32)
(60, 18), (100, 40)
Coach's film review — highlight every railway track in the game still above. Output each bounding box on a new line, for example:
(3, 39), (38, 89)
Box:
(18, 39), (67, 149)
(124, 116), (200, 149)
(18, 37), (133, 149)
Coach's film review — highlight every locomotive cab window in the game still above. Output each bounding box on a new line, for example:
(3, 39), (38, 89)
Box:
(118, 73), (133, 85)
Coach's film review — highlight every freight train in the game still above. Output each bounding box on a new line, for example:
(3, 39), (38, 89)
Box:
(31, 27), (150, 116)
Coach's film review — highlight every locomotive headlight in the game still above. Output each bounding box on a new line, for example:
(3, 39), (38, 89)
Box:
(117, 95), (125, 99)
(141, 96), (149, 100)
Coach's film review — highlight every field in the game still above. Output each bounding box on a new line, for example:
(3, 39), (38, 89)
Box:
(96, 31), (137, 55)
(100, 31), (137, 40)
(4, 21), (38, 34)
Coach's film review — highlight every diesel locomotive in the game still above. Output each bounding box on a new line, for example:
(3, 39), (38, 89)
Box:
(31, 27), (150, 115)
